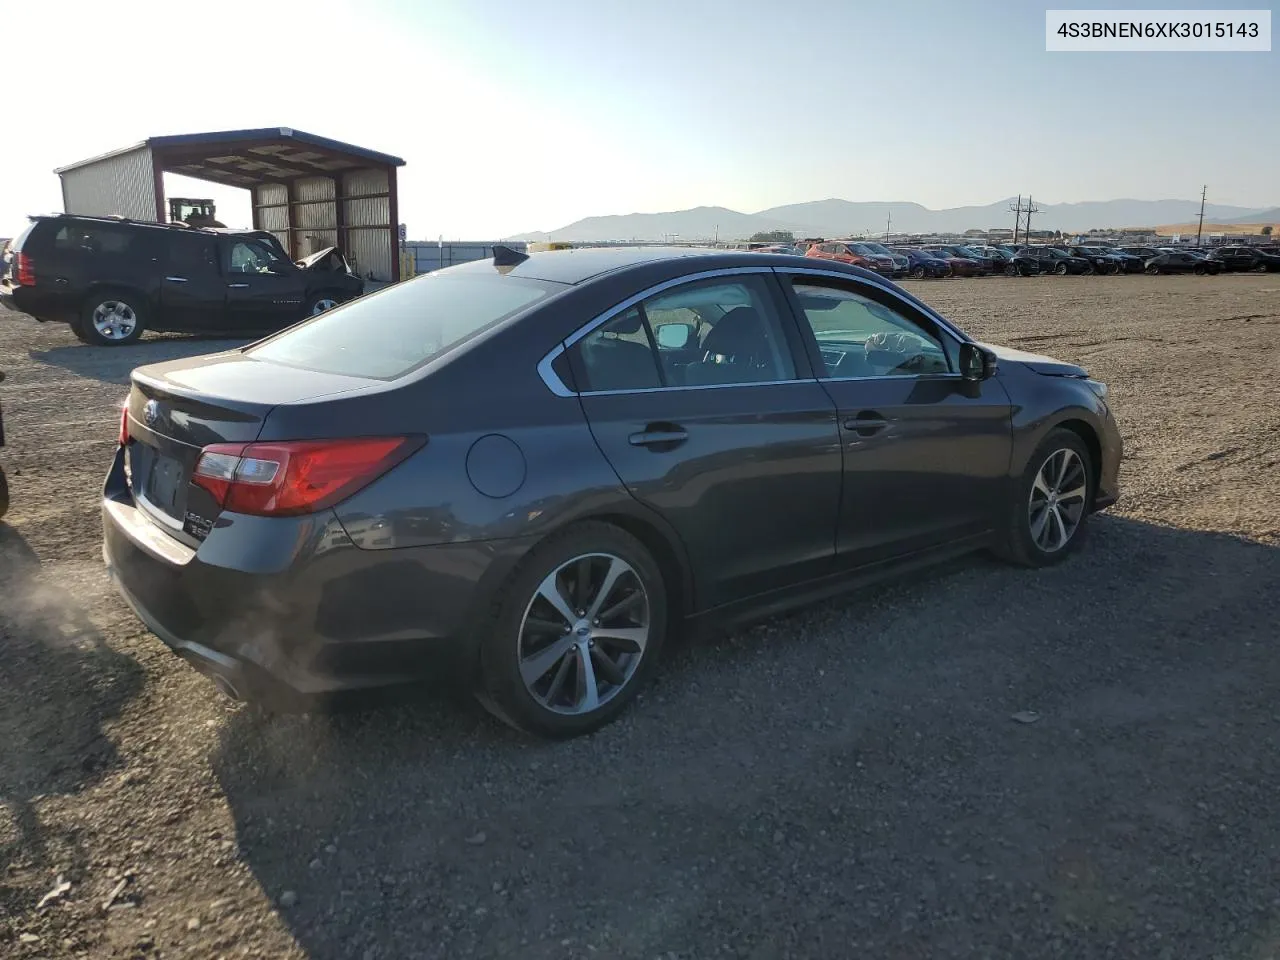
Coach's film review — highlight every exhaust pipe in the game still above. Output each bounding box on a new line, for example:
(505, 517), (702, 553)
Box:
(210, 674), (244, 702)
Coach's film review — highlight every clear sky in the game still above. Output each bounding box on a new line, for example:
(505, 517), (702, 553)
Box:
(1, 0), (1275, 239)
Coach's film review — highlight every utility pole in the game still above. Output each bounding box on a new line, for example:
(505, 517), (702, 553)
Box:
(884, 211), (892, 239)
(1009, 195), (1039, 242)
(1195, 185), (1207, 247)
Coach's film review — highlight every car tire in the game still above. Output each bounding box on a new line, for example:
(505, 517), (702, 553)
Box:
(1004, 264), (1018, 277)
(77, 290), (145, 346)
(1194, 264), (1206, 276)
(1053, 262), (1069, 276)
(910, 266), (925, 280)
(476, 521), (668, 739)
(993, 428), (1094, 568)
(305, 293), (345, 318)
(1145, 265), (1161, 276)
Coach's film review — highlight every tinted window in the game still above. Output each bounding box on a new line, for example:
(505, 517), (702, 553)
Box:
(572, 306), (662, 392)
(167, 235), (218, 274)
(248, 273), (558, 380)
(53, 222), (138, 256)
(789, 281), (950, 378)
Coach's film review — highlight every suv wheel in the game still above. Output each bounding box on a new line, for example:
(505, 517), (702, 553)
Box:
(994, 428), (1094, 567)
(477, 521), (667, 738)
(306, 294), (341, 317)
(1054, 262), (1069, 276)
(76, 291), (144, 346)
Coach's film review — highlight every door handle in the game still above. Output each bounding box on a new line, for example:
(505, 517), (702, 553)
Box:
(227, 283), (249, 289)
(628, 426), (689, 448)
(164, 276), (188, 283)
(843, 411), (890, 436)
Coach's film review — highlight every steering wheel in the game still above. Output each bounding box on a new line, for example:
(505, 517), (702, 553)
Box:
(864, 331), (927, 374)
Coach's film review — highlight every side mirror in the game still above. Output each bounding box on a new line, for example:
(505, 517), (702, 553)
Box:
(959, 343), (997, 381)
(655, 323), (694, 350)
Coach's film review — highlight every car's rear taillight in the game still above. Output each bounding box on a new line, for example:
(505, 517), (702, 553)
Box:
(15, 252), (35, 286)
(191, 436), (425, 517)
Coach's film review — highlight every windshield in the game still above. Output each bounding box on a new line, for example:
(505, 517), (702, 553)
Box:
(248, 272), (560, 380)
(848, 244), (876, 255)
(861, 242), (891, 255)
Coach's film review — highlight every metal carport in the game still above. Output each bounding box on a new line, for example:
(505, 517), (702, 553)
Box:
(55, 127), (406, 282)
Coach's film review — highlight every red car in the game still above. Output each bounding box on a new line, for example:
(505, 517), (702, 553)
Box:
(922, 248), (984, 277)
(805, 241), (880, 271)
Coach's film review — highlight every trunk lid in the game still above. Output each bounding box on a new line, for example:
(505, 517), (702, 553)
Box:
(125, 351), (382, 543)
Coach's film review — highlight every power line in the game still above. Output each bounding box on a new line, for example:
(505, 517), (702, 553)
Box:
(1009, 195), (1040, 242)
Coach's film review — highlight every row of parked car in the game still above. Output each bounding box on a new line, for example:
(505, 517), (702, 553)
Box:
(752, 240), (1280, 279)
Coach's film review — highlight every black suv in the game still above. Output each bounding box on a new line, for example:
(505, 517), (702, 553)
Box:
(0, 214), (364, 345)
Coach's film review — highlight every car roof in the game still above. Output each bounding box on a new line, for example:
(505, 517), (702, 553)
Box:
(29, 213), (262, 240)
(444, 245), (824, 286)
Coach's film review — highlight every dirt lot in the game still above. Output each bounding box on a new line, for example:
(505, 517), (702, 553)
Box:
(2, 274), (1279, 959)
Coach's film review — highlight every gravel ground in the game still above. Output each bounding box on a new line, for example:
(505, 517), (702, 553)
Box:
(2, 273), (1279, 959)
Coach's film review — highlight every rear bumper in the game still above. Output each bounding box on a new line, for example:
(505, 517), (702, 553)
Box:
(101, 449), (535, 702)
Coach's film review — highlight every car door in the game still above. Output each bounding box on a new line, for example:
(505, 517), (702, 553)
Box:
(778, 269), (1014, 567)
(222, 237), (308, 331)
(158, 233), (225, 331)
(565, 270), (842, 609)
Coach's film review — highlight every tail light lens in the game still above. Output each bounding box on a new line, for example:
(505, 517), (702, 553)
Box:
(16, 252), (35, 286)
(191, 436), (425, 517)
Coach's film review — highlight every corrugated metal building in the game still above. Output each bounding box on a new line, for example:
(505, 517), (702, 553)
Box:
(54, 128), (406, 282)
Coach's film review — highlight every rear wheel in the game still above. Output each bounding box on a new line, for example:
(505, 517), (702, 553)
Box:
(1004, 264), (1019, 277)
(1054, 262), (1069, 276)
(77, 291), (145, 346)
(1194, 264), (1206, 276)
(1145, 265), (1161, 276)
(910, 266), (925, 280)
(477, 521), (668, 738)
(993, 429), (1093, 568)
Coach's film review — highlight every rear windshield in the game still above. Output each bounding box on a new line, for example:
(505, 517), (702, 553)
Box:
(248, 273), (560, 380)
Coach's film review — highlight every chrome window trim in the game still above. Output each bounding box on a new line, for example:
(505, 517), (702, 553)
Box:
(776, 266), (970, 346)
(536, 266), (780, 397)
(533, 264), (974, 398)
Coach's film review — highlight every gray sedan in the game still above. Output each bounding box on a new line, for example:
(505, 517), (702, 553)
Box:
(103, 247), (1121, 738)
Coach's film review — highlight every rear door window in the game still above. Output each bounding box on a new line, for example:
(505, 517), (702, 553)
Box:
(165, 235), (219, 277)
(248, 273), (560, 380)
(53, 222), (139, 257)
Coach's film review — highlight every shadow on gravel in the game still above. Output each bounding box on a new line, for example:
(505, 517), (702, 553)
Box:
(213, 516), (1280, 960)
(0, 524), (144, 915)
(29, 336), (251, 385)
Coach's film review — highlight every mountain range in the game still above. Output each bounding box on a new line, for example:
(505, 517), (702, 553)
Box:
(508, 198), (1279, 242)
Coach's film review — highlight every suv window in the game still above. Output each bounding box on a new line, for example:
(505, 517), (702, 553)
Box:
(788, 280), (951, 378)
(167, 235), (219, 274)
(228, 239), (285, 274)
(248, 273), (558, 380)
(53, 221), (138, 257)
(571, 276), (798, 391)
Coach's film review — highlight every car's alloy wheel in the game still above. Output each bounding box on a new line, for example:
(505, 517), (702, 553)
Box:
(1005, 264), (1019, 277)
(911, 266), (925, 280)
(1145, 265), (1160, 275)
(1027, 448), (1088, 554)
(517, 553), (650, 715)
(75, 292), (145, 346)
(478, 522), (667, 737)
(1054, 262), (1069, 276)
(310, 297), (339, 316)
(92, 300), (138, 340)
(994, 428), (1094, 567)
(1194, 264), (1206, 276)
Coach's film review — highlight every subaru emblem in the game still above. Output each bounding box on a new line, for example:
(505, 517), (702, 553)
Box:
(143, 400), (160, 428)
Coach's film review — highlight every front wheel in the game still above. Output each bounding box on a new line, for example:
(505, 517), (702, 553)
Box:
(1194, 264), (1206, 276)
(1145, 265), (1161, 276)
(994, 429), (1093, 567)
(76, 291), (145, 346)
(1005, 264), (1019, 277)
(910, 266), (925, 280)
(305, 294), (342, 317)
(1054, 262), (1069, 276)
(477, 521), (668, 738)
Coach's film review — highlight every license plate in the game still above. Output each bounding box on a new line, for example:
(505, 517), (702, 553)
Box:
(146, 453), (186, 516)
